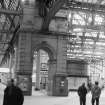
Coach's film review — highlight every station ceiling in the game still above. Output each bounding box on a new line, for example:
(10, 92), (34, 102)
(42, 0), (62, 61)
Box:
(0, 0), (105, 65)
(0, 0), (22, 64)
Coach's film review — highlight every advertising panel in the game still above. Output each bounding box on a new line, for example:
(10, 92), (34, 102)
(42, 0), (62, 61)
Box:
(68, 76), (88, 90)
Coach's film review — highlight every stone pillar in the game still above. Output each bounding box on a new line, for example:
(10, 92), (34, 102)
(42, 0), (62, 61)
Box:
(47, 59), (57, 96)
(56, 36), (67, 75)
(46, 36), (68, 96)
(16, 33), (32, 95)
(48, 59), (68, 96)
(15, 0), (43, 95)
(35, 51), (41, 90)
(51, 36), (68, 96)
(21, 0), (35, 29)
(21, 0), (43, 30)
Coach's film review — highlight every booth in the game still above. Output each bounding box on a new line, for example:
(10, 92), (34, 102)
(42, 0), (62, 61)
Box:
(53, 73), (68, 96)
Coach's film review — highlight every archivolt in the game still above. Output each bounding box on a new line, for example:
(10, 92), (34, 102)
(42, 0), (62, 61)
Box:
(32, 42), (56, 60)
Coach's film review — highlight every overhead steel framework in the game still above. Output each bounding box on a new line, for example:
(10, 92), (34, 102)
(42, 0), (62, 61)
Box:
(44, 0), (105, 62)
(0, 0), (105, 65)
(0, 0), (22, 63)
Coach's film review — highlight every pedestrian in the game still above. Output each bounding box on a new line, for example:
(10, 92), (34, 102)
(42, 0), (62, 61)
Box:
(91, 81), (101, 105)
(3, 79), (24, 105)
(77, 83), (87, 105)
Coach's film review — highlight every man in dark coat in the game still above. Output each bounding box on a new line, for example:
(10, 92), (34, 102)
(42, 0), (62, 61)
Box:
(3, 79), (24, 105)
(78, 83), (87, 105)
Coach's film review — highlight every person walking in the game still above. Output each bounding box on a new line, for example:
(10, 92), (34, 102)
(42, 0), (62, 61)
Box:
(3, 79), (24, 105)
(91, 81), (101, 105)
(78, 83), (88, 105)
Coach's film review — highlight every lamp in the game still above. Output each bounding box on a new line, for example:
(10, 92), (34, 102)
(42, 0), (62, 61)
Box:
(21, 0), (25, 2)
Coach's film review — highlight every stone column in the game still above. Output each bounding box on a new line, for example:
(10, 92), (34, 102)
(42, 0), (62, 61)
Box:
(48, 58), (68, 96)
(52, 36), (68, 96)
(15, 0), (43, 95)
(35, 51), (41, 90)
(56, 36), (67, 75)
(21, 0), (43, 30)
(16, 33), (32, 95)
(47, 59), (57, 96)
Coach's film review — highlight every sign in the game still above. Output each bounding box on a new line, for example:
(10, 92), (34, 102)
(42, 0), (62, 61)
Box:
(68, 76), (88, 90)
(40, 71), (48, 77)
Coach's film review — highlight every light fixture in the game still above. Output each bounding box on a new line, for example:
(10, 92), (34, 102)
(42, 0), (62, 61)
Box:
(21, 0), (29, 5)
(21, 0), (35, 5)
(21, 0), (26, 2)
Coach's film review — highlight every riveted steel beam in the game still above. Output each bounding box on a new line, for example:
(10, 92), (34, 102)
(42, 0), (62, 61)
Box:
(0, 9), (22, 15)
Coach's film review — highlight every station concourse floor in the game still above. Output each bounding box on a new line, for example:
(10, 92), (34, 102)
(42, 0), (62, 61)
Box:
(0, 83), (105, 105)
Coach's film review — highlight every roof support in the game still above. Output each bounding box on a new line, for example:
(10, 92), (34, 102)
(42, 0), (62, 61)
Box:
(66, 1), (105, 12)
(0, 9), (22, 15)
(0, 24), (20, 66)
(41, 0), (68, 31)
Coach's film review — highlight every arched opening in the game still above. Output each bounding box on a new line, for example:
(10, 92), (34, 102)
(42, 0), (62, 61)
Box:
(32, 50), (49, 92)
(31, 42), (55, 95)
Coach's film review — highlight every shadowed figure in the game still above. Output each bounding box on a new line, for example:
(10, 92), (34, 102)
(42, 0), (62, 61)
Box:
(3, 79), (24, 105)
(78, 83), (88, 105)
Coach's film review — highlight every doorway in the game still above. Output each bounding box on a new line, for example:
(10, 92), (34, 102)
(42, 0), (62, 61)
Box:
(32, 49), (49, 93)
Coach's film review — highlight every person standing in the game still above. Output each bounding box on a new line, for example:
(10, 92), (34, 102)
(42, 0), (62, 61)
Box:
(91, 81), (101, 105)
(3, 79), (24, 105)
(78, 83), (88, 105)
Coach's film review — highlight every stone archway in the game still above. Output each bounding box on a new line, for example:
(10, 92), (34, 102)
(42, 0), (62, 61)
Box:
(31, 34), (68, 96)
(16, 32), (68, 96)
(32, 41), (56, 60)
(32, 42), (57, 94)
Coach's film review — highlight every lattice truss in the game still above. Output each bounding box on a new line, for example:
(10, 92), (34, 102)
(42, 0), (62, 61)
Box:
(0, 0), (22, 62)
(53, 0), (105, 62)
(0, 0), (105, 63)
